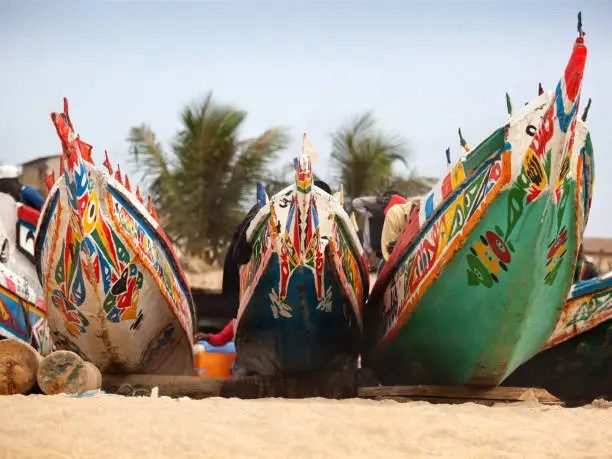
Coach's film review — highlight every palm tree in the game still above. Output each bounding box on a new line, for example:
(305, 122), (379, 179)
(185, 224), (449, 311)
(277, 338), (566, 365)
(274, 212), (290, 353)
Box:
(380, 175), (438, 199)
(128, 92), (290, 264)
(330, 112), (409, 202)
(331, 112), (436, 205)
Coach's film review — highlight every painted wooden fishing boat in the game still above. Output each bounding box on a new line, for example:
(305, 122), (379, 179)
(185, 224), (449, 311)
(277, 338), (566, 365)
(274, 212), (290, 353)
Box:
(0, 193), (52, 354)
(235, 135), (369, 375)
(35, 99), (196, 375)
(363, 22), (590, 387)
(504, 271), (612, 403)
(503, 108), (610, 403)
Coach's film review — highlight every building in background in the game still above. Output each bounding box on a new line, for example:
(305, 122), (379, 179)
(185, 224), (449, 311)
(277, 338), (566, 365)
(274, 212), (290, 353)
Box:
(583, 238), (612, 273)
(19, 154), (61, 197)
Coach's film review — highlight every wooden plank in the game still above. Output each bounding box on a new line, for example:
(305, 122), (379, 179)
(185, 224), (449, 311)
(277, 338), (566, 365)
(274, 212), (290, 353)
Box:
(220, 370), (361, 399)
(369, 396), (503, 406)
(102, 369), (371, 399)
(103, 373), (559, 405)
(102, 374), (226, 398)
(358, 385), (561, 404)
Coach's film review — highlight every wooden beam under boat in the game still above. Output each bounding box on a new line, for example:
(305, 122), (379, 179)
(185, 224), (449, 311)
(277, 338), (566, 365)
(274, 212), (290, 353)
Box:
(102, 370), (370, 399)
(102, 374), (226, 398)
(102, 372), (560, 405)
(358, 385), (561, 405)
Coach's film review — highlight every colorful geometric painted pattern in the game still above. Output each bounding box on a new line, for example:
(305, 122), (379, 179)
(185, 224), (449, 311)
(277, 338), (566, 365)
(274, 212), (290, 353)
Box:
(379, 149), (511, 343)
(35, 100), (195, 365)
(238, 136), (367, 325)
(374, 33), (588, 348)
(0, 199), (52, 354)
(107, 188), (194, 336)
(543, 280), (612, 351)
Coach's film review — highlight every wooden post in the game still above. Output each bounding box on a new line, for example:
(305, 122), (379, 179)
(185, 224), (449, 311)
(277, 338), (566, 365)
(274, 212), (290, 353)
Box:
(0, 339), (43, 395)
(37, 350), (102, 395)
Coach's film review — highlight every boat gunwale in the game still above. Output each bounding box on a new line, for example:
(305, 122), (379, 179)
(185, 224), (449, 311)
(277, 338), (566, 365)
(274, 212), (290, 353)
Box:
(106, 182), (197, 334)
(368, 133), (511, 306)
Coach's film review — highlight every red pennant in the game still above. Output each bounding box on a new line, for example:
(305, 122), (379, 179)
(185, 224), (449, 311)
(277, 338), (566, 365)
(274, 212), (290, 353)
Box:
(103, 150), (113, 175)
(63, 97), (73, 130)
(146, 196), (153, 214)
(77, 136), (94, 165)
(44, 171), (56, 192)
(136, 186), (144, 204)
(114, 164), (122, 184)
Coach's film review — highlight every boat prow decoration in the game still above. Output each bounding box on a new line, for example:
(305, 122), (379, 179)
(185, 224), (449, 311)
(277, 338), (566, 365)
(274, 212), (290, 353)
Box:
(235, 134), (369, 375)
(35, 98), (196, 375)
(363, 19), (589, 387)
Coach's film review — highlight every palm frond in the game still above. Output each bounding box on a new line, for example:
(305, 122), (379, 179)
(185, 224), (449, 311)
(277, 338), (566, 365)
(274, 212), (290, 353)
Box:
(330, 112), (410, 200)
(128, 92), (290, 263)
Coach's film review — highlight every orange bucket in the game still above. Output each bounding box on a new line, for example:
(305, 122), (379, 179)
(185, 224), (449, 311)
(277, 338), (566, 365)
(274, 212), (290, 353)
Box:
(192, 341), (237, 378)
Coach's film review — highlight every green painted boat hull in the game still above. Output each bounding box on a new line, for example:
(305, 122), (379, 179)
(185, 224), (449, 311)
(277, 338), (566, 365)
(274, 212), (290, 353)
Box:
(368, 184), (578, 386)
(363, 34), (589, 387)
(504, 271), (612, 403)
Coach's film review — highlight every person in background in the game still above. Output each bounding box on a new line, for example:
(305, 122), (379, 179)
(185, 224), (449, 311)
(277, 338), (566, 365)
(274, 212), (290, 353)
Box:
(195, 320), (235, 347)
(352, 191), (401, 264)
(313, 180), (332, 195)
(379, 197), (414, 272)
(351, 196), (379, 259)
(0, 165), (45, 211)
(574, 245), (599, 282)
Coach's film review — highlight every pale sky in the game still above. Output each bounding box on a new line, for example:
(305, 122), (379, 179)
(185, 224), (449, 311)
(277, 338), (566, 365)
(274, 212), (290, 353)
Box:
(1, 0), (610, 236)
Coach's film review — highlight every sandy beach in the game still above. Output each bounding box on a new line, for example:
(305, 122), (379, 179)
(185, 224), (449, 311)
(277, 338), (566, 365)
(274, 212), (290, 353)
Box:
(0, 395), (610, 459)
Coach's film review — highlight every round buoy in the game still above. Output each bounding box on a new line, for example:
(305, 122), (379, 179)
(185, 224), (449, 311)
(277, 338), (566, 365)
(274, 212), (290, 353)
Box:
(0, 339), (43, 395)
(37, 350), (102, 395)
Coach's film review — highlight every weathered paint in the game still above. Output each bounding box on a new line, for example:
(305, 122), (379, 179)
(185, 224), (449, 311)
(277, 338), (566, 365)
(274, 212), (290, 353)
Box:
(505, 273), (612, 402)
(236, 135), (368, 375)
(0, 193), (52, 354)
(542, 272), (612, 351)
(363, 32), (589, 387)
(35, 99), (195, 374)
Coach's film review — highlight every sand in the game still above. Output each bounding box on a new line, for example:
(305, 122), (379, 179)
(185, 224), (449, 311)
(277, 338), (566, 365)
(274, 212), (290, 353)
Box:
(0, 395), (610, 459)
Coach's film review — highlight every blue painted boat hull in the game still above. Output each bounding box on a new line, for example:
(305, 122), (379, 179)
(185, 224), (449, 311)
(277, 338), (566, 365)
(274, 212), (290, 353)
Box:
(236, 253), (361, 375)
